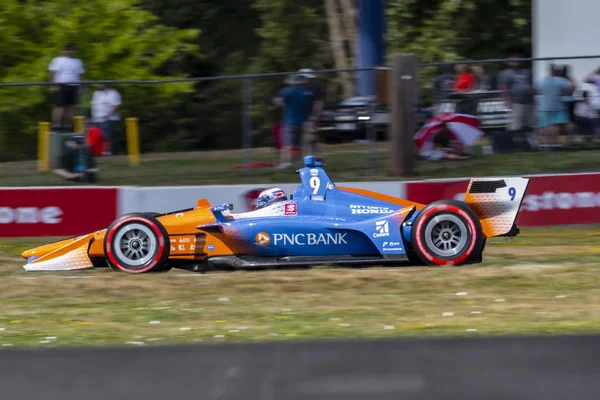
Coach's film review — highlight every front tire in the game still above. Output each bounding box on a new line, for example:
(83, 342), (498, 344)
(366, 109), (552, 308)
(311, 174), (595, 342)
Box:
(103, 213), (171, 273)
(411, 200), (484, 266)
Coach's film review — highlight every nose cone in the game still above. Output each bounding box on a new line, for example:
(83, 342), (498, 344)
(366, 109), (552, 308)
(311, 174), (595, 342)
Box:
(21, 248), (38, 259)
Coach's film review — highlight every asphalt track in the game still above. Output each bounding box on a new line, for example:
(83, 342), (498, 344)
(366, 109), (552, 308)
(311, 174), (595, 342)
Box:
(2, 335), (599, 400)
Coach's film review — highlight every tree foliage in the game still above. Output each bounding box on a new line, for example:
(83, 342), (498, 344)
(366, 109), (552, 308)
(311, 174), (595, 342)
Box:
(0, 0), (199, 160)
(386, 0), (532, 97)
(0, 0), (533, 161)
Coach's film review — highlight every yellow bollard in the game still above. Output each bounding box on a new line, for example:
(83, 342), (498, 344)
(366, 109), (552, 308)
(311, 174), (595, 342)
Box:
(38, 122), (50, 172)
(125, 117), (140, 166)
(73, 116), (85, 133)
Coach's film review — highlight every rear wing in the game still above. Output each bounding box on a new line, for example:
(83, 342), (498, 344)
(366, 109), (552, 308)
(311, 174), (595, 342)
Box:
(464, 177), (530, 238)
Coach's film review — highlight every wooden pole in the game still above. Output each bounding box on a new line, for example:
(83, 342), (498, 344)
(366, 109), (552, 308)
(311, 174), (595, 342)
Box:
(388, 54), (418, 177)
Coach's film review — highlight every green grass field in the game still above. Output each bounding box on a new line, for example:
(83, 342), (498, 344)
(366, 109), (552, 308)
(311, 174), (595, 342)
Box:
(1, 225), (600, 348)
(1, 142), (600, 186)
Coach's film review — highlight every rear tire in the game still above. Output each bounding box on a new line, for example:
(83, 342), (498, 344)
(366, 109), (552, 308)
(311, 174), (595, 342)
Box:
(103, 213), (171, 273)
(411, 200), (484, 266)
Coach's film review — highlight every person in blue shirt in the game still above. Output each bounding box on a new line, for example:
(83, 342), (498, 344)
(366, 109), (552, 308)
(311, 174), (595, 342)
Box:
(535, 64), (574, 145)
(273, 74), (312, 168)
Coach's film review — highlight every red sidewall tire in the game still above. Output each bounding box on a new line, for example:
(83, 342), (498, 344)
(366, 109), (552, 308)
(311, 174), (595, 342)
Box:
(411, 200), (483, 266)
(104, 213), (170, 274)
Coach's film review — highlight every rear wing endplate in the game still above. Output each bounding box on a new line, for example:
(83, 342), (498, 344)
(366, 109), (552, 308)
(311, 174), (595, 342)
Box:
(464, 177), (530, 238)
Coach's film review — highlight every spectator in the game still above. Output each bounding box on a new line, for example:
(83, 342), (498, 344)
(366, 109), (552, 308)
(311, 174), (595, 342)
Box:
(558, 65), (577, 135)
(91, 83), (122, 156)
(48, 44), (85, 129)
(53, 119), (102, 182)
(498, 55), (535, 144)
(273, 74), (311, 168)
(472, 65), (491, 91)
(431, 64), (456, 102)
(535, 64), (574, 145)
(575, 91), (599, 137)
(298, 68), (323, 157)
(584, 67), (600, 116)
(454, 64), (475, 92)
(86, 120), (105, 158)
(423, 123), (469, 161)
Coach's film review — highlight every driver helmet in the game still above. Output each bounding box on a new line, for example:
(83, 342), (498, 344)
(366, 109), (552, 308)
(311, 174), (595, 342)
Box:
(256, 188), (287, 210)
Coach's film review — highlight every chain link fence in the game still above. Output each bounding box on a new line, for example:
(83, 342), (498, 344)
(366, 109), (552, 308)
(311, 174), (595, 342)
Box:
(1, 54), (600, 184)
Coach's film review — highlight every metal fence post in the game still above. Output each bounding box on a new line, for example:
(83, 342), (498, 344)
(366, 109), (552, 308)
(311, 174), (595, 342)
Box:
(242, 78), (252, 174)
(125, 117), (140, 166)
(73, 116), (85, 133)
(366, 101), (377, 175)
(37, 122), (50, 172)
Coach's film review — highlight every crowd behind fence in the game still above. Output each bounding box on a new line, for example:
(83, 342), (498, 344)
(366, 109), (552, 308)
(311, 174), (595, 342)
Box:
(1, 54), (600, 180)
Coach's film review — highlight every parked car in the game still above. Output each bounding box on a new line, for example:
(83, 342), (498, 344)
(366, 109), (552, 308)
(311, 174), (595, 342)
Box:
(318, 96), (433, 142)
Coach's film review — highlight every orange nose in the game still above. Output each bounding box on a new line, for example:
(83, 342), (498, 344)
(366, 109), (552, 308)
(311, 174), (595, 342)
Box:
(21, 248), (37, 259)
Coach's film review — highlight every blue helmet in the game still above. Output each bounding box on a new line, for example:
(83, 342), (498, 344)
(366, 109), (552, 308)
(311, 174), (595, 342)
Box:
(256, 188), (287, 210)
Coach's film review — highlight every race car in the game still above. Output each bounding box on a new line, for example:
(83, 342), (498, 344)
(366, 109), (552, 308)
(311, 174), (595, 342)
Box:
(21, 156), (529, 274)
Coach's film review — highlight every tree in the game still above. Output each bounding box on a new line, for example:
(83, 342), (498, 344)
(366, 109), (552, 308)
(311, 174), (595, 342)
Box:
(0, 0), (199, 161)
(324, 0), (354, 98)
(386, 0), (532, 100)
(0, 0), (534, 160)
(387, 0), (531, 62)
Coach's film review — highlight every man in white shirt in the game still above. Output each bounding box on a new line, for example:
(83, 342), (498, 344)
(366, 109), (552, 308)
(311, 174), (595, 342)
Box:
(48, 44), (85, 129)
(575, 90), (600, 138)
(584, 67), (600, 116)
(91, 83), (121, 155)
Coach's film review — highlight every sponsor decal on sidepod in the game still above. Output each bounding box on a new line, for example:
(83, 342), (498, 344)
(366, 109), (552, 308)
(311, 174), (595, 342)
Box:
(373, 220), (390, 238)
(255, 232), (348, 246)
(350, 204), (393, 215)
(382, 241), (403, 252)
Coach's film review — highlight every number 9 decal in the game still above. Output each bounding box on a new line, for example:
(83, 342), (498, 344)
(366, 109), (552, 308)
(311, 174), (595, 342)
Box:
(508, 187), (516, 201)
(310, 177), (320, 195)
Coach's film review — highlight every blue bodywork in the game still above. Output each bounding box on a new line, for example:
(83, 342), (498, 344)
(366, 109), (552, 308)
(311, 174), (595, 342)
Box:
(204, 156), (420, 263)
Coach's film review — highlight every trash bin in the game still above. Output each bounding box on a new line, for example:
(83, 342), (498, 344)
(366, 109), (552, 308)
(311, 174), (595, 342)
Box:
(48, 131), (84, 170)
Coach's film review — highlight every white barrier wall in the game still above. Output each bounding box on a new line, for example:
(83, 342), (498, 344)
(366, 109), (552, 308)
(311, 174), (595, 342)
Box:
(118, 182), (406, 216)
(4, 172), (600, 237)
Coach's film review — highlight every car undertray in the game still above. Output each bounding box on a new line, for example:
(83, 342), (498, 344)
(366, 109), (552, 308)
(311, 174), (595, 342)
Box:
(202, 254), (410, 270)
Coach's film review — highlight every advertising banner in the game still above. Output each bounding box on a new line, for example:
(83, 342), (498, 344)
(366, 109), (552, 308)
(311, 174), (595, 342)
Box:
(435, 91), (511, 130)
(0, 187), (118, 237)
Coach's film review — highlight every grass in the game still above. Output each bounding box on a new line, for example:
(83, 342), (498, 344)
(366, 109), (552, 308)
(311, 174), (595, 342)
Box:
(1, 225), (600, 348)
(1, 142), (600, 186)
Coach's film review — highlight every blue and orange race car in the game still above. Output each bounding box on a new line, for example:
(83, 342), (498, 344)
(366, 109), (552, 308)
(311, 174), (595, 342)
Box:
(22, 156), (530, 274)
